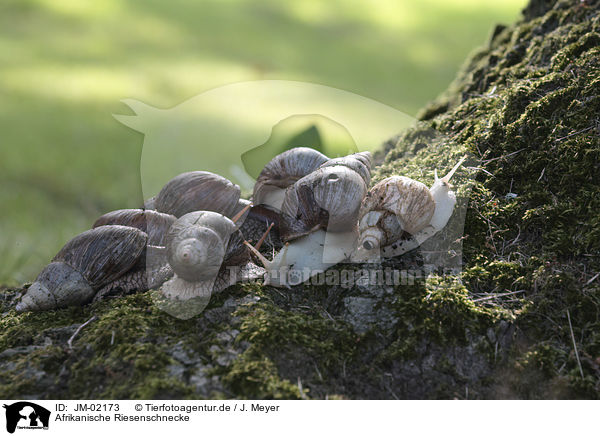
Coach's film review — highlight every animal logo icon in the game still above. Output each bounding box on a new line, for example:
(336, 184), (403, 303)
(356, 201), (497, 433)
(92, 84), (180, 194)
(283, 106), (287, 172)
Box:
(3, 402), (50, 434)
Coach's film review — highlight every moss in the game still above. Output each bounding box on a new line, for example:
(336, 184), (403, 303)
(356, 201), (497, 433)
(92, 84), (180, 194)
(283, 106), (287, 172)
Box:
(2, 0), (600, 399)
(219, 290), (358, 399)
(391, 0), (600, 398)
(221, 352), (303, 399)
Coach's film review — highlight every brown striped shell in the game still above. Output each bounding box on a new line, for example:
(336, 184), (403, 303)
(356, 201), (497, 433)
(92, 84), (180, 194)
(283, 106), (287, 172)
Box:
(280, 165), (367, 242)
(253, 147), (329, 209)
(318, 151), (372, 186)
(155, 171), (241, 218)
(93, 209), (176, 246)
(16, 225), (147, 312)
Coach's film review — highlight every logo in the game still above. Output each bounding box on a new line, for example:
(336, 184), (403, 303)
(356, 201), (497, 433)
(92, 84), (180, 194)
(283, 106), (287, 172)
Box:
(3, 402), (50, 434)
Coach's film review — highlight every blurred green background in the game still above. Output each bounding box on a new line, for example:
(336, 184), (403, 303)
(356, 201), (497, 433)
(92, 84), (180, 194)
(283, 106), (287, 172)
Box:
(0, 0), (525, 285)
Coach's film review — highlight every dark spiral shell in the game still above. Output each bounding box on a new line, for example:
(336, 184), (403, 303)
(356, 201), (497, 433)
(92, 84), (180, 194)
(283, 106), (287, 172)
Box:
(16, 225), (147, 312)
(93, 209), (176, 246)
(155, 171), (241, 218)
(253, 147), (329, 208)
(279, 165), (367, 242)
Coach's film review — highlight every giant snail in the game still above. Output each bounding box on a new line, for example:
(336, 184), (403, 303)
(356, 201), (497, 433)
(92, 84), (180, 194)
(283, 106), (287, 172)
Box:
(160, 209), (264, 301)
(244, 152), (371, 287)
(16, 148), (467, 310)
(16, 225), (149, 312)
(245, 151), (466, 287)
(351, 156), (467, 261)
(16, 172), (256, 312)
(252, 147), (329, 211)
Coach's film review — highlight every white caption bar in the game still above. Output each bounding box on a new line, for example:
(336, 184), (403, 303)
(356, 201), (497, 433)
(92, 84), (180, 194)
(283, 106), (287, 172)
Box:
(0, 400), (595, 435)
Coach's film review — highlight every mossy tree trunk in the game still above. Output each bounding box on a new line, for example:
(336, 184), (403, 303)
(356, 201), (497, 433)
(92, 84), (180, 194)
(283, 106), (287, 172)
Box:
(1, 0), (599, 399)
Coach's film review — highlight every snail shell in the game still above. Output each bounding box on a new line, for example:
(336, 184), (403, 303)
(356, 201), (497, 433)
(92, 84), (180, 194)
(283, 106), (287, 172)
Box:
(93, 209), (176, 246)
(162, 210), (256, 302)
(280, 165), (367, 242)
(318, 151), (372, 186)
(358, 176), (435, 251)
(155, 171), (241, 218)
(165, 211), (237, 282)
(16, 225), (147, 312)
(253, 147), (329, 210)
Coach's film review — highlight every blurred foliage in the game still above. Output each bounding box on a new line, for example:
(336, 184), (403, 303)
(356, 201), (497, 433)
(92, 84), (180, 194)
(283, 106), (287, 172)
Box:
(0, 0), (524, 284)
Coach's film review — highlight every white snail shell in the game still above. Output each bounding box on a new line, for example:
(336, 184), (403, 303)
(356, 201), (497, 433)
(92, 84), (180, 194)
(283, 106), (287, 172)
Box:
(358, 176), (435, 251)
(155, 171), (241, 218)
(17, 225), (147, 312)
(253, 147), (329, 210)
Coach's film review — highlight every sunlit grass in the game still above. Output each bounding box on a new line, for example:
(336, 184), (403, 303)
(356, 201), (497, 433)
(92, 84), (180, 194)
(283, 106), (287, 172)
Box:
(0, 0), (525, 284)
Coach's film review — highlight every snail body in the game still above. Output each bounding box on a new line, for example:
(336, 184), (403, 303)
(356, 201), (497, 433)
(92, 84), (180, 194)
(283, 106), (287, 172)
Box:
(245, 229), (356, 288)
(17, 226), (147, 312)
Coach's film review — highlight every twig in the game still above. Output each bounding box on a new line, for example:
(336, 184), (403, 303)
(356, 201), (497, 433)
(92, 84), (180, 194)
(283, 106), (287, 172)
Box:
(466, 166), (493, 177)
(297, 377), (308, 399)
(566, 309), (584, 379)
(67, 316), (97, 350)
(481, 148), (525, 164)
(385, 384), (400, 400)
(313, 362), (324, 381)
(554, 126), (594, 143)
(472, 289), (525, 302)
(537, 167), (546, 182)
(585, 272), (599, 285)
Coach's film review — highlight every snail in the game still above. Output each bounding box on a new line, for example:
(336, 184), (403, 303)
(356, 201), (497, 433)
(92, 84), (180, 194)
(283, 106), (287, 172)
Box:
(160, 209), (262, 300)
(17, 146), (467, 309)
(154, 171), (241, 218)
(245, 157), (369, 287)
(148, 170), (255, 240)
(245, 228), (356, 288)
(353, 156), (467, 260)
(253, 147), (329, 210)
(318, 151), (372, 186)
(16, 225), (148, 312)
(92, 208), (176, 246)
(279, 154), (369, 241)
(16, 171), (256, 312)
(278, 165), (365, 240)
